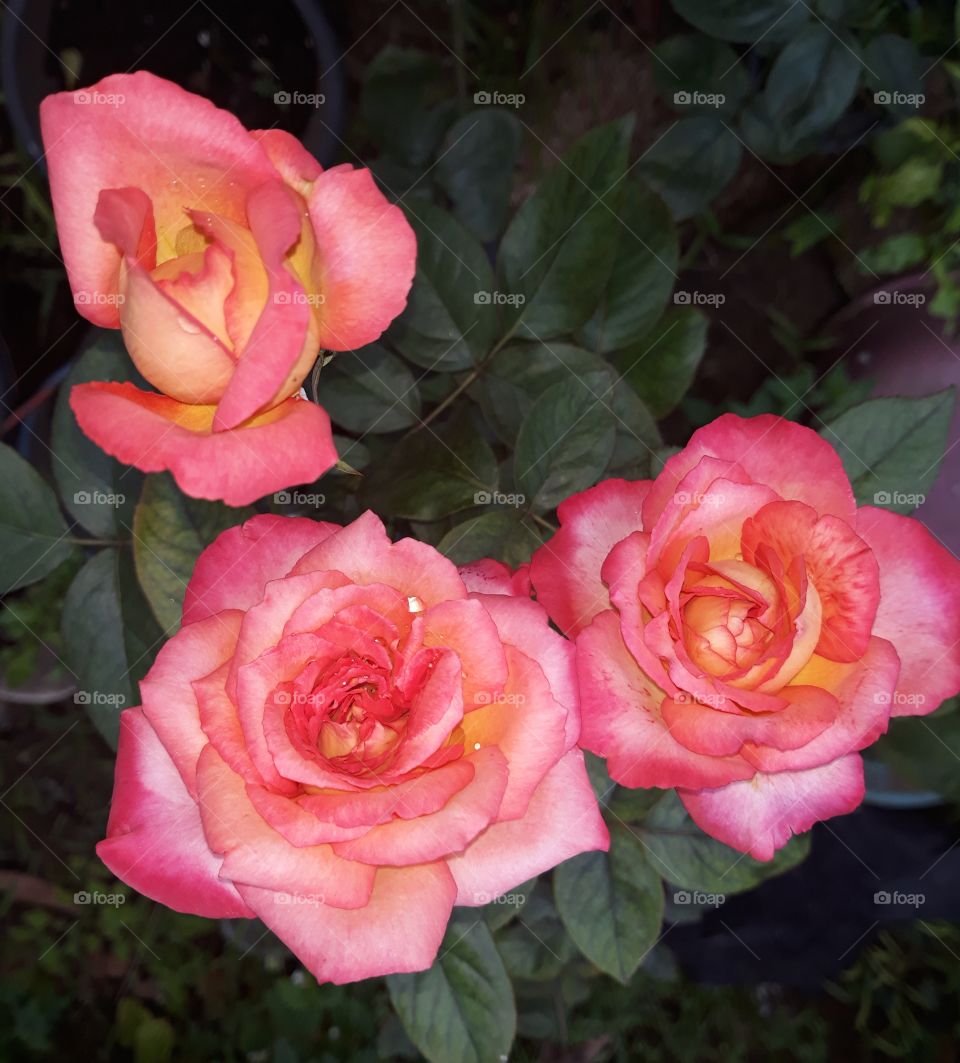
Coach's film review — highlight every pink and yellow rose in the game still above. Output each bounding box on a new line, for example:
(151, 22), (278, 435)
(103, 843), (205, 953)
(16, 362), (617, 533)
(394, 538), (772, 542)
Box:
(531, 414), (960, 860)
(98, 511), (606, 983)
(41, 72), (415, 505)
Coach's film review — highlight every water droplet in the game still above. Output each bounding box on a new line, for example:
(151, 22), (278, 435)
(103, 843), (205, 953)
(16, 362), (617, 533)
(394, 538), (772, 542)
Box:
(176, 316), (201, 334)
(474, 742), (481, 750)
(407, 595), (424, 613)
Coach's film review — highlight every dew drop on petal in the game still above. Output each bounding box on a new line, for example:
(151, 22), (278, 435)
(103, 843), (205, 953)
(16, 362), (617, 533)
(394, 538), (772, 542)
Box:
(407, 595), (424, 613)
(474, 742), (481, 750)
(176, 316), (201, 335)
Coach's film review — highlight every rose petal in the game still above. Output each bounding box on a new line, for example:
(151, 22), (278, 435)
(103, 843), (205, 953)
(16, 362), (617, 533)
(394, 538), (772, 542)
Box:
(644, 414), (856, 529)
(449, 750), (610, 905)
(678, 754), (865, 861)
(96, 708), (253, 917)
(530, 478), (651, 637)
(69, 381), (337, 506)
(40, 71), (276, 323)
(576, 610), (754, 790)
(237, 862), (457, 984)
(856, 505), (960, 715)
(307, 165), (416, 350)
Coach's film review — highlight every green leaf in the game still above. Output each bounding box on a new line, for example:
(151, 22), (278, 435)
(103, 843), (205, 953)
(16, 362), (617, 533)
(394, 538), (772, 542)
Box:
(614, 307), (708, 418)
(498, 118), (633, 338)
(133, 474), (254, 634)
(61, 549), (137, 748)
(653, 35), (750, 116)
(783, 210), (840, 256)
(360, 47), (451, 166)
(637, 791), (810, 894)
(638, 117), (742, 220)
(822, 389), (955, 513)
(554, 825), (664, 983)
(51, 331), (143, 538)
(359, 418), (498, 521)
(438, 510), (538, 567)
(579, 181), (679, 353)
(390, 203), (498, 371)
(740, 26), (862, 160)
(435, 110), (523, 242)
(0, 443), (74, 595)
(858, 233), (928, 274)
(672, 0), (809, 43)
(387, 916), (515, 1063)
(514, 372), (617, 512)
(605, 379), (662, 479)
(321, 344), (421, 433)
(864, 34), (926, 116)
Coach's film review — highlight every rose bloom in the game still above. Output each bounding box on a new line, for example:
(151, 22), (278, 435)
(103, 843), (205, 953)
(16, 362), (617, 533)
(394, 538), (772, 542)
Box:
(97, 512), (606, 982)
(40, 72), (414, 505)
(530, 414), (960, 860)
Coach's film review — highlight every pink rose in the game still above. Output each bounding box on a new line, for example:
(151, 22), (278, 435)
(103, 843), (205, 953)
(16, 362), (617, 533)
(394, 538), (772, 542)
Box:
(98, 512), (606, 983)
(40, 72), (415, 505)
(530, 414), (960, 859)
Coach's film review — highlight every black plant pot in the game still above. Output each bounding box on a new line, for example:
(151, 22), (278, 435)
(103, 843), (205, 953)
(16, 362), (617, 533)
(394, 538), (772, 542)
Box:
(1, 0), (346, 167)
